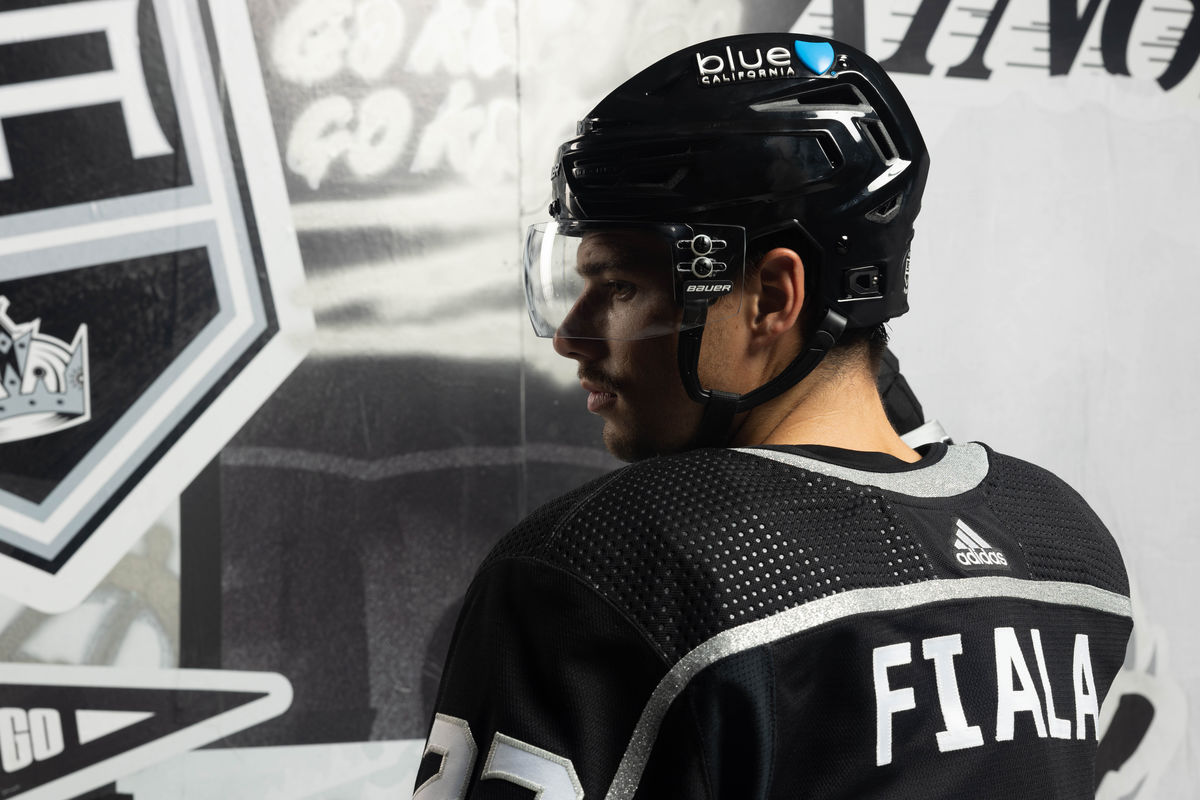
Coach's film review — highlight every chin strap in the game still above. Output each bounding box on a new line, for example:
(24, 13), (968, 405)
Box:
(678, 305), (848, 449)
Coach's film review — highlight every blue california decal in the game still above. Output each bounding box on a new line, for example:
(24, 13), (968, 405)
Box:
(795, 40), (835, 76)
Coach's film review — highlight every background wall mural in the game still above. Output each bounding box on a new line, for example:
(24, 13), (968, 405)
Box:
(0, 0), (1193, 798)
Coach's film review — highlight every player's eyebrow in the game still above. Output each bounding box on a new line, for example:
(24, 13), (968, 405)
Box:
(575, 251), (644, 277)
(576, 261), (633, 280)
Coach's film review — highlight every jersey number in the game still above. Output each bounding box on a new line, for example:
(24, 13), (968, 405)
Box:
(413, 714), (585, 800)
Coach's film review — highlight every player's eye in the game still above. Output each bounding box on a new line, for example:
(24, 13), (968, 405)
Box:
(607, 280), (636, 299)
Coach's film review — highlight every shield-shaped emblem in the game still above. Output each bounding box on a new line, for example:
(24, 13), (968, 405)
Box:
(0, 0), (312, 612)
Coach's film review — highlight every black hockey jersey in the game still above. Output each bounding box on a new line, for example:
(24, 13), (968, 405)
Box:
(414, 442), (1132, 799)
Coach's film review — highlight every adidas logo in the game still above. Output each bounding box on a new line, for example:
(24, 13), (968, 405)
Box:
(952, 519), (1009, 568)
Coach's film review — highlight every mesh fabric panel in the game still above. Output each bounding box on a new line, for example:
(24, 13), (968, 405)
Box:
(983, 453), (1128, 595)
(486, 448), (934, 662)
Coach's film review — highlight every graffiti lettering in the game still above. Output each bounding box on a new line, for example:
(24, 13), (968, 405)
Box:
(277, 0), (517, 189)
(272, 0), (405, 85)
(411, 81), (517, 179)
(287, 90), (413, 190)
(405, 0), (515, 79)
(791, 0), (1200, 93)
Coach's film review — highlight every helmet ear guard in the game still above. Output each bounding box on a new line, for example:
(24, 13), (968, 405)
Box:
(679, 305), (849, 447)
(675, 217), (851, 446)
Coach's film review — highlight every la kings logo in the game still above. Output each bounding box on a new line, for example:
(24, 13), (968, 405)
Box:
(0, 0), (312, 613)
(0, 298), (90, 444)
(952, 518), (1010, 569)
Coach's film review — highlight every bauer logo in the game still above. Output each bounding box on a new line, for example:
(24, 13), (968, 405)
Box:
(0, 0), (312, 614)
(695, 43), (798, 86)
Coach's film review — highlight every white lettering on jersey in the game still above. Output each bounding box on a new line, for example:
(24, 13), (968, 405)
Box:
(873, 642), (916, 766)
(1030, 629), (1072, 739)
(995, 626), (1049, 741)
(1073, 634), (1099, 740)
(0, 0), (174, 181)
(921, 634), (984, 753)
(873, 626), (1102, 766)
(482, 733), (585, 800)
(415, 717), (583, 799)
(414, 714), (477, 800)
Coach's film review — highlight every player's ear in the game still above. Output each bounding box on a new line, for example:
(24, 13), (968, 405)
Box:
(749, 247), (806, 340)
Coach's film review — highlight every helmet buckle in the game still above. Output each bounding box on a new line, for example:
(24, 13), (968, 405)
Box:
(842, 266), (884, 301)
(676, 257), (728, 278)
(676, 235), (728, 256)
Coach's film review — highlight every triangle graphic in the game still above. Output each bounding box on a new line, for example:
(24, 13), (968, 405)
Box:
(957, 519), (992, 549)
(0, 664), (292, 800)
(794, 40), (835, 75)
(75, 709), (155, 745)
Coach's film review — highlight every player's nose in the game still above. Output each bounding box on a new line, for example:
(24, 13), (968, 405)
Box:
(552, 327), (606, 361)
(552, 295), (608, 360)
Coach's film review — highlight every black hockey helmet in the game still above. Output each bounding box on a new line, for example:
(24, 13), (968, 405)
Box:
(525, 33), (929, 443)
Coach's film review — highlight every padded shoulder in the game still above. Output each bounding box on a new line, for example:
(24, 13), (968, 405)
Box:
(480, 448), (937, 662)
(479, 465), (627, 568)
(982, 450), (1128, 596)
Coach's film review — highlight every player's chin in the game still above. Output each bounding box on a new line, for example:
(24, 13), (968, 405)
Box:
(601, 420), (653, 463)
(602, 420), (688, 463)
(600, 423), (639, 463)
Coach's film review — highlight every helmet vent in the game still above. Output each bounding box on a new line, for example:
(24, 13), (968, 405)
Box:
(751, 83), (867, 113)
(867, 194), (903, 223)
(571, 149), (690, 191)
(858, 118), (899, 163)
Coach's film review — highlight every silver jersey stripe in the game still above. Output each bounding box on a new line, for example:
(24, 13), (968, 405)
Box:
(734, 441), (990, 498)
(603, 577), (1131, 800)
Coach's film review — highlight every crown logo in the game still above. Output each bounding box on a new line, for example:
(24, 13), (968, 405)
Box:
(0, 296), (90, 444)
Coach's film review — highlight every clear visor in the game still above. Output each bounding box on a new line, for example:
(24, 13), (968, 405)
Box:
(523, 220), (746, 341)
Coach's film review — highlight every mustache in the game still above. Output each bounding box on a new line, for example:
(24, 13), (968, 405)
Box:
(577, 367), (618, 393)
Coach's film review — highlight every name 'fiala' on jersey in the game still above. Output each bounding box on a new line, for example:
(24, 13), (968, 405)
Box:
(875, 627), (1100, 766)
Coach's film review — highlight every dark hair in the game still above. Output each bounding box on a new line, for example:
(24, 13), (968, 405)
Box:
(828, 323), (889, 372)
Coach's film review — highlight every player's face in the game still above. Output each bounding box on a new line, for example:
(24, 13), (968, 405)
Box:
(552, 230), (704, 460)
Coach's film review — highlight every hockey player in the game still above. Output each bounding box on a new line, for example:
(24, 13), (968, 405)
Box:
(414, 33), (1131, 799)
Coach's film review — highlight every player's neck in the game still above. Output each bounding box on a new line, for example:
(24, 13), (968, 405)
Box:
(728, 360), (921, 462)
